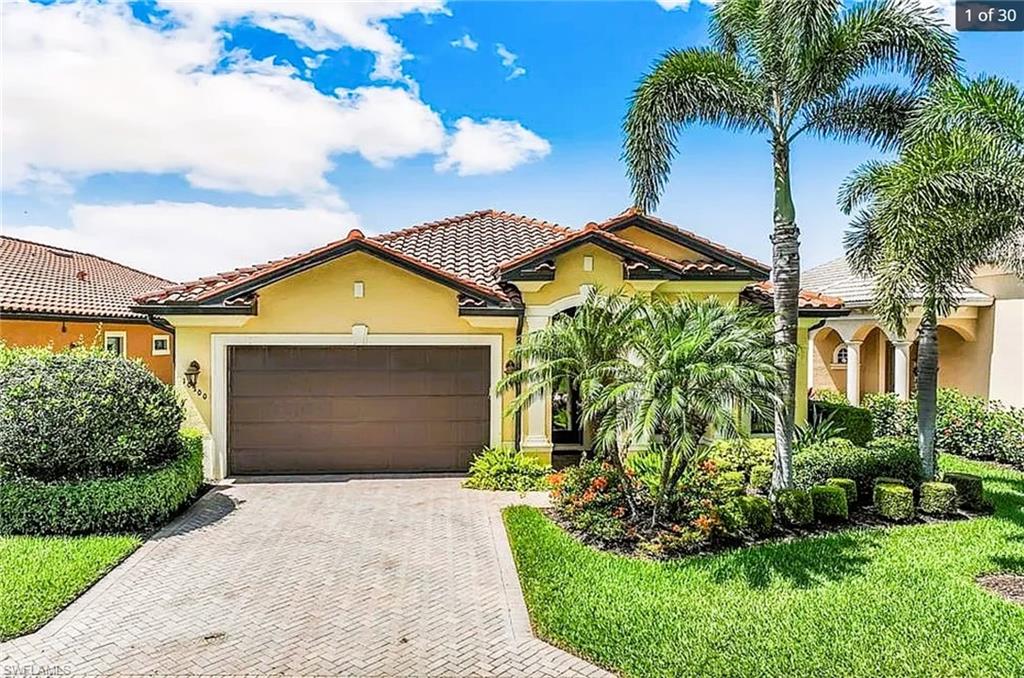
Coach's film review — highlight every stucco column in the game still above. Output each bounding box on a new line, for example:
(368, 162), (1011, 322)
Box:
(522, 314), (552, 451)
(845, 340), (863, 406)
(806, 327), (819, 394)
(893, 340), (912, 401)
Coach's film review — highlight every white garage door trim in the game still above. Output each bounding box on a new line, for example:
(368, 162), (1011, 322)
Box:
(210, 333), (504, 480)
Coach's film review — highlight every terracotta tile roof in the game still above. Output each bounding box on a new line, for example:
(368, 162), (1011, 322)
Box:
(0, 236), (171, 320)
(598, 208), (771, 275)
(374, 210), (570, 292)
(745, 280), (846, 311)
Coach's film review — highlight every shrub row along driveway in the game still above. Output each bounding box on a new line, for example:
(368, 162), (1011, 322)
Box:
(0, 477), (610, 677)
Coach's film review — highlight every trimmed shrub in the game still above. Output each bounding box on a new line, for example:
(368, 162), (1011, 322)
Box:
(734, 495), (773, 536)
(0, 430), (204, 535)
(718, 471), (746, 496)
(812, 389), (847, 405)
(810, 484), (848, 522)
(749, 464), (773, 495)
(864, 392), (916, 439)
(794, 437), (922, 502)
(920, 482), (958, 516)
(809, 401), (873, 446)
(0, 345), (184, 481)
(943, 472), (985, 511)
(826, 478), (857, 506)
(776, 489), (814, 526)
(874, 482), (914, 522)
(707, 438), (774, 476)
(463, 447), (551, 492)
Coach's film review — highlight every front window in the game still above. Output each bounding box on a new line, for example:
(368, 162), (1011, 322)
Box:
(104, 331), (126, 357)
(152, 334), (170, 356)
(832, 346), (848, 366)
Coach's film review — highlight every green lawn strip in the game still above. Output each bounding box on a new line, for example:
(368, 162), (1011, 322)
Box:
(0, 534), (140, 641)
(504, 455), (1024, 678)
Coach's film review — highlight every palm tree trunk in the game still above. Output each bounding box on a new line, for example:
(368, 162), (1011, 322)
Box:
(916, 307), (939, 480)
(770, 138), (800, 492)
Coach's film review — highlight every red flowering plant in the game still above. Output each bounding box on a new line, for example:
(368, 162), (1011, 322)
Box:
(550, 459), (634, 542)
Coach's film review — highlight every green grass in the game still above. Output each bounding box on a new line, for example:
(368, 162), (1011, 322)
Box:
(504, 455), (1024, 678)
(0, 534), (140, 640)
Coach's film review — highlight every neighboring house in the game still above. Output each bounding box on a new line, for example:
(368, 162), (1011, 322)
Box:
(134, 209), (842, 480)
(0, 236), (174, 383)
(805, 257), (1024, 408)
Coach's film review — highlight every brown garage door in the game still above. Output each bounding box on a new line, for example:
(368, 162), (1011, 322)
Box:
(228, 345), (490, 474)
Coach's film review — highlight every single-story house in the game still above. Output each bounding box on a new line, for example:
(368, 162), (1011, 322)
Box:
(133, 209), (843, 480)
(805, 257), (1024, 408)
(0, 236), (175, 383)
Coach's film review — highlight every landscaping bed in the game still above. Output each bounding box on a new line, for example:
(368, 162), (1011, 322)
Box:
(505, 455), (1024, 678)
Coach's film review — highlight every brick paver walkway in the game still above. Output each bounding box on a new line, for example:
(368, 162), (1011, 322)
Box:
(1, 477), (612, 677)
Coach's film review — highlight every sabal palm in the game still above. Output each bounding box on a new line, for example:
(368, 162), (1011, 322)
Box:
(587, 297), (777, 522)
(623, 0), (957, 489)
(842, 76), (1024, 479)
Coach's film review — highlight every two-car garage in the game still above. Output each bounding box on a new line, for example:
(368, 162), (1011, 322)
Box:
(226, 345), (492, 475)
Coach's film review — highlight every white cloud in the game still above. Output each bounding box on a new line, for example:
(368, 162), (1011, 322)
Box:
(167, 1), (448, 81)
(436, 118), (550, 176)
(655, 0), (716, 10)
(1, 1), (445, 206)
(450, 33), (478, 50)
(5, 202), (362, 283)
(495, 43), (526, 80)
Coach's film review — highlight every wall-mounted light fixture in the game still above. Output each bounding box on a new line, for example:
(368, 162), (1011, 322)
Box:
(184, 360), (201, 389)
(504, 360), (519, 375)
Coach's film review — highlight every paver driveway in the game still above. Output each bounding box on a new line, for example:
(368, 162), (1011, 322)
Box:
(1, 476), (611, 677)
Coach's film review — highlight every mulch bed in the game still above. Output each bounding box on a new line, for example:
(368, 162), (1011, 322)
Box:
(977, 573), (1024, 605)
(547, 504), (990, 560)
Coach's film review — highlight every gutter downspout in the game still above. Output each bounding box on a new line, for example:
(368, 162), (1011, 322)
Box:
(513, 310), (525, 452)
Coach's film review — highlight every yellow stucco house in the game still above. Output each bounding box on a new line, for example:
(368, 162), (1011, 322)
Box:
(133, 209), (844, 480)
(806, 257), (1024, 408)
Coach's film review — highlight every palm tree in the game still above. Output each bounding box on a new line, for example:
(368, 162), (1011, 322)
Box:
(498, 290), (646, 513)
(842, 76), (1024, 479)
(623, 0), (957, 490)
(588, 296), (777, 525)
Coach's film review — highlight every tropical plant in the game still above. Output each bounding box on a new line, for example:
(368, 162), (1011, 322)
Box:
(842, 76), (1024, 478)
(793, 413), (845, 451)
(462, 447), (551, 492)
(623, 0), (957, 490)
(498, 290), (645, 513)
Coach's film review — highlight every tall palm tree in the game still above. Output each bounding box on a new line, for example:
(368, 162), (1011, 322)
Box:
(842, 76), (1024, 479)
(623, 0), (957, 490)
(587, 296), (777, 525)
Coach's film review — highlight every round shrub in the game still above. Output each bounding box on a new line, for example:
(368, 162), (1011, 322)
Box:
(718, 470), (746, 497)
(874, 482), (914, 522)
(0, 346), (184, 481)
(749, 464), (773, 495)
(707, 438), (774, 475)
(734, 495), (773, 536)
(919, 481), (958, 516)
(942, 472), (985, 511)
(775, 489), (814, 526)
(826, 478), (857, 506)
(0, 430), (204, 535)
(463, 447), (551, 492)
(810, 484), (848, 522)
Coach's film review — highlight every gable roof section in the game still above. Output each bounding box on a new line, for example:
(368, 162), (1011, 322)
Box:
(802, 257), (991, 308)
(495, 224), (748, 281)
(133, 228), (507, 313)
(598, 208), (771, 278)
(1, 236), (171, 321)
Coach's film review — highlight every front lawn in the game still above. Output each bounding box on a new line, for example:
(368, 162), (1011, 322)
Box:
(0, 534), (140, 640)
(504, 455), (1024, 678)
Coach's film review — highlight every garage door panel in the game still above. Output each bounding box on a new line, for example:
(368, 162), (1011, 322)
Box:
(228, 345), (490, 474)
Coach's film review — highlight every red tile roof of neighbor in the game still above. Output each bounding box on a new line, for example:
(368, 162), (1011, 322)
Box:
(0, 236), (171, 320)
(130, 209), (841, 312)
(745, 280), (845, 310)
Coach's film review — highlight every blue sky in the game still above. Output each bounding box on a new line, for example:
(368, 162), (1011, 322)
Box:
(2, 0), (1022, 281)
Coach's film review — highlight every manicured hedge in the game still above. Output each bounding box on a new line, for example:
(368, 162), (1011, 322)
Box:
(808, 400), (873, 446)
(0, 431), (204, 536)
(810, 484), (848, 521)
(794, 437), (922, 503)
(0, 345), (184, 481)
(865, 389), (1024, 468)
(776, 489), (814, 526)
